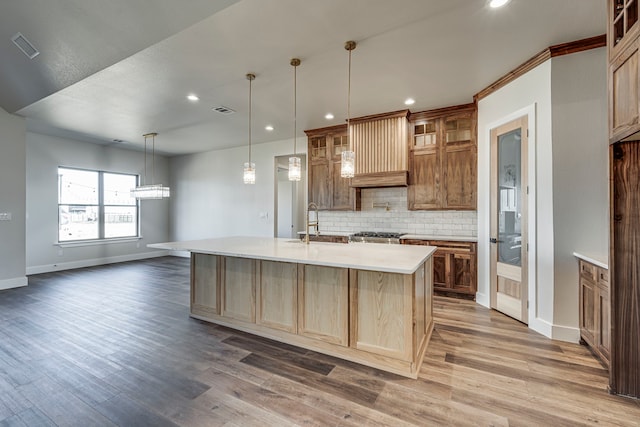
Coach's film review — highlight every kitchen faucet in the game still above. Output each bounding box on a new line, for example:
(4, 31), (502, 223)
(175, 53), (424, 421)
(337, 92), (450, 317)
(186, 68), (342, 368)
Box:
(305, 202), (319, 244)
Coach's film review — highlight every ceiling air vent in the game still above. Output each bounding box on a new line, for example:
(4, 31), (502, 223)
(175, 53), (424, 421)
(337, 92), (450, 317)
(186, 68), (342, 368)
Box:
(212, 106), (235, 115)
(11, 32), (39, 59)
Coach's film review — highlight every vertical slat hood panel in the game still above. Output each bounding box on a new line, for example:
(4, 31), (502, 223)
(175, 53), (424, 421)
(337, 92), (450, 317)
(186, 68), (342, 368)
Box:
(350, 109), (409, 187)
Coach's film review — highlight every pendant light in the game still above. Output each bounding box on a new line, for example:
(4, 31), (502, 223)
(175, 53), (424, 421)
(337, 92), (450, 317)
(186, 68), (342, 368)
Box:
(289, 58), (302, 181)
(130, 132), (170, 199)
(341, 40), (357, 178)
(243, 73), (256, 184)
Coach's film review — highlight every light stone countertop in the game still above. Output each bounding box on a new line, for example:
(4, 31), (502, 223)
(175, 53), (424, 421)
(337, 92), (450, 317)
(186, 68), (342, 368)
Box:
(573, 252), (608, 270)
(400, 234), (478, 242)
(149, 236), (436, 274)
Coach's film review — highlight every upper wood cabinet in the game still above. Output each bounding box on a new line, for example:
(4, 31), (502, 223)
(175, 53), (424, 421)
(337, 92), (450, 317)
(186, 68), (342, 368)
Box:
(609, 0), (639, 61)
(609, 0), (640, 142)
(306, 125), (360, 211)
(408, 104), (477, 210)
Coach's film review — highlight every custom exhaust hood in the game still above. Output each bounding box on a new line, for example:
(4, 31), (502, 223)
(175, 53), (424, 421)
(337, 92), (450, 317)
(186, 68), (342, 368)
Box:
(350, 109), (410, 188)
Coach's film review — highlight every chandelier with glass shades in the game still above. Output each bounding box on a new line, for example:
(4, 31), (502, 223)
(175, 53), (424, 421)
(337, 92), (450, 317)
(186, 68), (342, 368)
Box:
(130, 132), (170, 199)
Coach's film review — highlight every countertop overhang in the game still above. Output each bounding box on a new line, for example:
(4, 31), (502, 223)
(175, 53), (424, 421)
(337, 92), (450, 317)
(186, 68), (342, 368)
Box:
(149, 236), (436, 274)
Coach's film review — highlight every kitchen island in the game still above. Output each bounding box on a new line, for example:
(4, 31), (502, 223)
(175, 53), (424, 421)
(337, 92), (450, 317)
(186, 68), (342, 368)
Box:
(149, 236), (436, 378)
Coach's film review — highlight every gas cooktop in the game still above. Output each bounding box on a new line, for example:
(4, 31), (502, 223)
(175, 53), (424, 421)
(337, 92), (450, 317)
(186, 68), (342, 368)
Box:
(350, 231), (404, 238)
(349, 231), (405, 243)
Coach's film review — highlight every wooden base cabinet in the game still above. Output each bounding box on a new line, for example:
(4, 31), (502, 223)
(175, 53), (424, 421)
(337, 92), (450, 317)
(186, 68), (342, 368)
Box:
(402, 239), (477, 299)
(189, 253), (434, 378)
(578, 260), (610, 368)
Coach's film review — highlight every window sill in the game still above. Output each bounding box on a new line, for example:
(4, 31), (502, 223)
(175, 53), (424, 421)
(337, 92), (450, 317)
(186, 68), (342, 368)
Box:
(55, 237), (143, 248)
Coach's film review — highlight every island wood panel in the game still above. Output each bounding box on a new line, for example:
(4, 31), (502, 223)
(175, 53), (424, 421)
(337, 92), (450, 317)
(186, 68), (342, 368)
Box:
(191, 253), (219, 317)
(221, 257), (256, 323)
(256, 260), (297, 333)
(297, 264), (349, 346)
(423, 258), (433, 336)
(414, 263), (426, 352)
(349, 270), (413, 361)
(610, 141), (640, 397)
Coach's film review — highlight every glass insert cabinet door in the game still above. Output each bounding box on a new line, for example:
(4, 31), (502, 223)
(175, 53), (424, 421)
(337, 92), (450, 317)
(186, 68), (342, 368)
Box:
(497, 128), (522, 267)
(490, 115), (528, 324)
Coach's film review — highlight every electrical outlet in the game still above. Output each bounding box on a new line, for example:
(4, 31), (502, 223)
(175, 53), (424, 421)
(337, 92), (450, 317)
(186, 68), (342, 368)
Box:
(0, 212), (12, 221)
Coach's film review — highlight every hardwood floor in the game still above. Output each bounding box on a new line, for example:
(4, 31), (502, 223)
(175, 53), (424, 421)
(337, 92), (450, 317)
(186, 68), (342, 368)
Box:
(0, 257), (638, 426)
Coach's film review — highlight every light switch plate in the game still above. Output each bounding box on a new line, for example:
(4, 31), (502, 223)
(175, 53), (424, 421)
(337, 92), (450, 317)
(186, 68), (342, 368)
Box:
(0, 212), (12, 221)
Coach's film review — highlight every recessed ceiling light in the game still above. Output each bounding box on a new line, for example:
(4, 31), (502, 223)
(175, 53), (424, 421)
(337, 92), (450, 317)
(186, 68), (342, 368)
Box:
(404, 98), (415, 106)
(265, 125), (274, 131)
(489, 0), (510, 8)
(187, 94), (199, 101)
(325, 113), (334, 120)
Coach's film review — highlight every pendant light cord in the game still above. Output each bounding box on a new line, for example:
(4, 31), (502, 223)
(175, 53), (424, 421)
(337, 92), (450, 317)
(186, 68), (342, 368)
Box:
(293, 61), (297, 155)
(151, 133), (155, 185)
(347, 46), (351, 149)
(344, 41), (356, 150)
(248, 75), (252, 164)
(143, 134), (148, 186)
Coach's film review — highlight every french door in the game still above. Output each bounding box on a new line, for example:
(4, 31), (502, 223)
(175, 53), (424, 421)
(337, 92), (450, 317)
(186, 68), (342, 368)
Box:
(490, 116), (528, 323)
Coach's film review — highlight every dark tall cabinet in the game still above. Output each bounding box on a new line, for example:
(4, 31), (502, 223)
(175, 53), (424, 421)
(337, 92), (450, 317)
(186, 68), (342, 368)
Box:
(608, 0), (640, 399)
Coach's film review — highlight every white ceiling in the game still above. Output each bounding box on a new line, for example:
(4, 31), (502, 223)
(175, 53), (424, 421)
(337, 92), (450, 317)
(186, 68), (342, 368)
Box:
(1, 0), (606, 156)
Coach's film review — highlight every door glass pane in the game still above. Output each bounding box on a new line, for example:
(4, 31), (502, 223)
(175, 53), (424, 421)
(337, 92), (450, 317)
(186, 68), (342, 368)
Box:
(497, 129), (522, 266)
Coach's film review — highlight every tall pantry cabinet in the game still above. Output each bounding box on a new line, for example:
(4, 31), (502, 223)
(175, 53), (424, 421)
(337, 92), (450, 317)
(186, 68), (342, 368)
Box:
(608, 0), (640, 399)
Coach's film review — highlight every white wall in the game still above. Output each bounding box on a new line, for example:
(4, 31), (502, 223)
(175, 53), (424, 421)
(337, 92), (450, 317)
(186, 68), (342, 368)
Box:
(170, 138), (306, 241)
(478, 48), (608, 341)
(0, 108), (26, 290)
(26, 132), (170, 274)
(478, 60), (554, 336)
(551, 48), (608, 337)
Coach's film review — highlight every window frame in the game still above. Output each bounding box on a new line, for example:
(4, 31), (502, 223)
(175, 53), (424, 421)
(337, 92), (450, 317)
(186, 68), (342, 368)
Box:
(57, 166), (140, 243)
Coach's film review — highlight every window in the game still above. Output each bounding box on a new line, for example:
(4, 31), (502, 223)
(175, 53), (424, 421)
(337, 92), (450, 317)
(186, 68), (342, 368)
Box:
(58, 167), (138, 242)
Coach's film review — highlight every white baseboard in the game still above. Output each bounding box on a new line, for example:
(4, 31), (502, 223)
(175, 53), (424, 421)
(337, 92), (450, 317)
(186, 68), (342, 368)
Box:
(26, 250), (170, 275)
(527, 317), (579, 343)
(0, 276), (28, 290)
(475, 291), (490, 308)
(552, 324), (581, 343)
(529, 316), (553, 339)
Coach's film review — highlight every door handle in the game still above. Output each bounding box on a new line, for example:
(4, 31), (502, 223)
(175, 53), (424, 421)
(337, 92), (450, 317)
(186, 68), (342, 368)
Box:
(490, 238), (498, 244)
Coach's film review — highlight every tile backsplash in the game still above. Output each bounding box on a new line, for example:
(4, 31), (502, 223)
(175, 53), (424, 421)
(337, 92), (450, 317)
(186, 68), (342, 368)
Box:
(318, 187), (477, 237)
